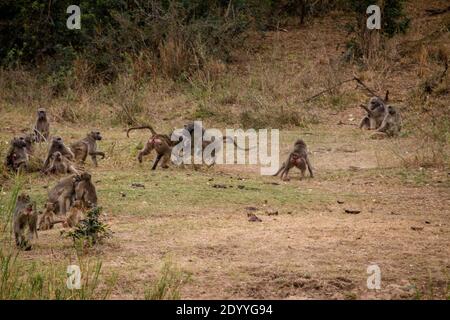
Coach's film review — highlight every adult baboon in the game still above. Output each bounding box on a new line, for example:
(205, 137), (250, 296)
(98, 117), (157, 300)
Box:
(34, 108), (50, 142)
(359, 96), (387, 130)
(274, 139), (313, 181)
(74, 172), (98, 209)
(43, 136), (74, 170)
(13, 193), (38, 250)
(371, 105), (402, 139)
(47, 174), (81, 215)
(70, 131), (105, 166)
(20, 132), (36, 155)
(44, 151), (79, 175)
(127, 125), (176, 170)
(5, 137), (29, 172)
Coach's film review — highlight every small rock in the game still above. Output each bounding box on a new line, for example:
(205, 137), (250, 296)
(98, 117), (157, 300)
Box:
(212, 184), (228, 189)
(425, 221), (431, 224)
(337, 200), (345, 204)
(344, 209), (361, 214)
(120, 192), (126, 197)
(131, 183), (145, 189)
(245, 206), (258, 211)
(411, 226), (424, 231)
(266, 209), (279, 216)
(248, 213), (262, 222)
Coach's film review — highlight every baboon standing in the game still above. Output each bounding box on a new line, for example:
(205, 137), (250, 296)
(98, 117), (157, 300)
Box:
(274, 139), (314, 181)
(70, 131), (105, 166)
(13, 193), (38, 250)
(34, 108), (50, 142)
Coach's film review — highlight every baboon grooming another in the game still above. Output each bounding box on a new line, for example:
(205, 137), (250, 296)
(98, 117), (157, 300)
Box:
(70, 131), (105, 166)
(359, 91), (389, 130)
(13, 193), (38, 250)
(43, 136), (74, 170)
(44, 151), (79, 175)
(74, 172), (98, 209)
(34, 108), (50, 142)
(5, 137), (29, 172)
(47, 174), (81, 215)
(38, 202), (58, 231)
(274, 139), (313, 181)
(370, 105), (402, 139)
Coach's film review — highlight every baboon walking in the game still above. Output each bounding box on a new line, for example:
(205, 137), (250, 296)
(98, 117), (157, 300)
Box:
(70, 131), (106, 166)
(13, 193), (38, 250)
(274, 139), (313, 181)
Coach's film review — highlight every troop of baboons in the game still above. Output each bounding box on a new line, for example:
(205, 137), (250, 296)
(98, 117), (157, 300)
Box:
(6, 94), (402, 250)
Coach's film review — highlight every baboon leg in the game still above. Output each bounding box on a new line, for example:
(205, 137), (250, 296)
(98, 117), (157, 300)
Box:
(160, 153), (170, 169)
(282, 167), (291, 181)
(91, 155), (98, 166)
(273, 164), (285, 177)
(151, 154), (163, 170)
(359, 117), (370, 129)
(369, 117), (378, 130)
(300, 168), (306, 180)
(306, 158), (314, 178)
(138, 142), (153, 163)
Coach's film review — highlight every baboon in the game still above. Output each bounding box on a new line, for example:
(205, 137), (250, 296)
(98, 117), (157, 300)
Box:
(13, 193), (38, 250)
(47, 174), (81, 215)
(127, 125), (175, 170)
(38, 202), (58, 231)
(74, 172), (98, 208)
(63, 200), (84, 228)
(20, 132), (36, 155)
(359, 97), (386, 130)
(371, 105), (402, 139)
(274, 139), (313, 181)
(70, 131), (106, 166)
(43, 136), (75, 170)
(44, 151), (79, 175)
(5, 137), (29, 172)
(34, 108), (50, 142)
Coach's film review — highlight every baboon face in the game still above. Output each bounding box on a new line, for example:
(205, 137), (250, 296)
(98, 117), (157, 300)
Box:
(387, 106), (396, 115)
(53, 151), (62, 161)
(90, 131), (102, 141)
(52, 136), (64, 147)
(369, 97), (383, 109)
(24, 133), (36, 144)
(13, 137), (27, 148)
(37, 108), (47, 120)
(18, 193), (30, 203)
(80, 172), (92, 181)
(45, 202), (55, 211)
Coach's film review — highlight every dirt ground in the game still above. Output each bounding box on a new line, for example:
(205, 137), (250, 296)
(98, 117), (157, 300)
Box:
(1, 120), (448, 300)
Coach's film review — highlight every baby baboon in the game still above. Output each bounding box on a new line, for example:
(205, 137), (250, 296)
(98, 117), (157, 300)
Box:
(70, 131), (105, 166)
(38, 202), (58, 231)
(127, 125), (175, 170)
(75, 172), (98, 208)
(20, 133), (36, 155)
(274, 139), (313, 181)
(13, 193), (38, 250)
(371, 105), (402, 139)
(44, 151), (79, 175)
(47, 174), (81, 215)
(359, 96), (386, 130)
(34, 108), (50, 142)
(43, 136), (75, 170)
(5, 137), (29, 172)
(63, 200), (84, 228)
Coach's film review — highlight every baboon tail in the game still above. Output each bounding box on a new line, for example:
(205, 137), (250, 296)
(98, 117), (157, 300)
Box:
(222, 136), (254, 151)
(126, 125), (157, 138)
(273, 164), (285, 176)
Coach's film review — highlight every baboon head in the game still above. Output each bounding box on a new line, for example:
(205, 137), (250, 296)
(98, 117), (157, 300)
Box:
(23, 133), (36, 144)
(17, 193), (31, 204)
(387, 105), (396, 115)
(12, 137), (27, 149)
(294, 139), (306, 148)
(79, 172), (92, 182)
(44, 202), (55, 212)
(51, 136), (64, 147)
(53, 151), (63, 161)
(72, 200), (83, 209)
(37, 108), (47, 120)
(368, 97), (384, 110)
(89, 131), (102, 141)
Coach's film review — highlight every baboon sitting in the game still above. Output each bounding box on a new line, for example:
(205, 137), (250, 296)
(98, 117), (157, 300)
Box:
(34, 108), (50, 142)
(359, 96), (387, 130)
(70, 131), (105, 166)
(5, 137), (29, 172)
(38, 202), (58, 231)
(371, 105), (402, 139)
(47, 174), (81, 215)
(43, 136), (74, 170)
(74, 172), (98, 208)
(13, 193), (38, 250)
(20, 132), (36, 155)
(63, 200), (84, 228)
(274, 139), (313, 181)
(44, 151), (79, 175)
